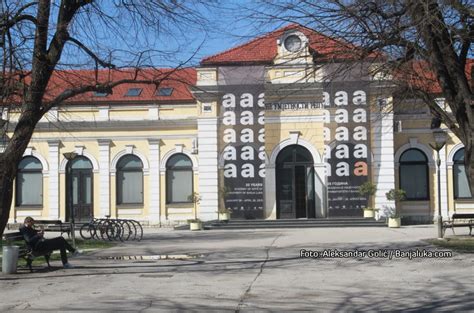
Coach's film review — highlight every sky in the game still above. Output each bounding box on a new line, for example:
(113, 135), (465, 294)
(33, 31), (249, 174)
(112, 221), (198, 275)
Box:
(137, 0), (284, 67)
(2, 0), (290, 71)
(6, 1), (472, 71)
(57, 1), (283, 69)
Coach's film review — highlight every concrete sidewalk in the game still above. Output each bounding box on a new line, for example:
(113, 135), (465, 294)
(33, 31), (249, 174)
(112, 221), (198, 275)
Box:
(1, 225), (473, 312)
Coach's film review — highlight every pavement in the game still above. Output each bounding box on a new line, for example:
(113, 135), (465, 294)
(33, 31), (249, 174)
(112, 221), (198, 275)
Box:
(0, 225), (473, 312)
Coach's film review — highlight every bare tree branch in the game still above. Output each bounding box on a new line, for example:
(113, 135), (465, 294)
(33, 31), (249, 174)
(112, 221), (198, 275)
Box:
(0, 14), (38, 29)
(67, 36), (116, 69)
(0, 0), (217, 237)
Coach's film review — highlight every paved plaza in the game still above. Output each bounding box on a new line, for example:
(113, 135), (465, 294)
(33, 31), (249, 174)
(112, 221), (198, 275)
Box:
(1, 225), (473, 312)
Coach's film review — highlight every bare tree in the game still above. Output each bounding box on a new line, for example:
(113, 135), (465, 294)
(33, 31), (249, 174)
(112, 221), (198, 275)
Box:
(248, 0), (473, 191)
(0, 0), (216, 236)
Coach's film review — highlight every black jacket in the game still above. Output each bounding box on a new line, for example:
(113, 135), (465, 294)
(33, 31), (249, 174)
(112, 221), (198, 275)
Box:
(19, 225), (43, 249)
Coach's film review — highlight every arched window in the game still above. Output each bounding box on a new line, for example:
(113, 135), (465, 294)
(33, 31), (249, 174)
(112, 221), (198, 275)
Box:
(70, 156), (93, 170)
(453, 148), (472, 199)
(166, 154), (193, 203)
(66, 156), (94, 221)
(16, 156), (43, 206)
(117, 155), (143, 205)
(399, 148), (429, 200)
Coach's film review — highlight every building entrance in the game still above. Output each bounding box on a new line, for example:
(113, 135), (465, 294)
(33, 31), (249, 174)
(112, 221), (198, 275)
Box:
(276, 145), (315, 219)
(66, 156), (93, 222)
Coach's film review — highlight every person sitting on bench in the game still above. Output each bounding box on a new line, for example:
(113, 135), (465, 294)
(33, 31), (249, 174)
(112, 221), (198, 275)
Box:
(19, 216), (79, 269)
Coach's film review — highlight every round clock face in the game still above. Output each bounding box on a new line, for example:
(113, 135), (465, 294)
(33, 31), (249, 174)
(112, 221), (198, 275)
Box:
(284, 35), (302, 52)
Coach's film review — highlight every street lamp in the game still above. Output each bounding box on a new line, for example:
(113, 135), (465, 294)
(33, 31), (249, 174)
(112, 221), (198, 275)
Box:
(429, 130), (447, 239)
(63, 151), (78, 248)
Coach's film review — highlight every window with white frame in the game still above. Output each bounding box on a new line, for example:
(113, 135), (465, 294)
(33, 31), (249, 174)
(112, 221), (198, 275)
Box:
(16, 156), (43, 206)
(453, 148), (473, 199)
(116, 155), (144, 205)
(399, 148), (429, 200)
(166, 154), (193, 203)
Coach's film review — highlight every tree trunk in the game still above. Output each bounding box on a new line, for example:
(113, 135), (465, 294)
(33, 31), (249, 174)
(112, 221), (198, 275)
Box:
(408, 0), (474, 195)
(0, 158), (17, 238)
(0, 111), (41, 237)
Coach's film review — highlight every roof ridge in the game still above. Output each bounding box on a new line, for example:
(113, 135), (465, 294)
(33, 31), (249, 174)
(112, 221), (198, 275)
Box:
(200, 23), (355, 65)
(51, 67), (196, 74)
(201, 33), (276, 65)
(201, 23), (307, 65)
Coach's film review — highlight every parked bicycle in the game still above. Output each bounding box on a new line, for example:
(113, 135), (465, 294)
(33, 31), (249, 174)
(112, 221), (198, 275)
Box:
(79, 216), (143, 242)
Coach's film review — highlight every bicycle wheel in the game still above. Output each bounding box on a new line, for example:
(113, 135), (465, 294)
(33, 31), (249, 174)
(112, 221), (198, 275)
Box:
(126, 219), (138, 241)
(106, 220), (121, 241)
(130, 220), (143, 241)
(114, 220), (124, 242)
(118, 220), (133, 241)
(91, 219), (102, 240)
(79, 223), (96, 240)
(98, 219), (110, 241)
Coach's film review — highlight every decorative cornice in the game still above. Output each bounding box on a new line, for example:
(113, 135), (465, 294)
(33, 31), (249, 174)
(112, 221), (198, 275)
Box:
(21, 119), (198, 132)
(97, 139), (112, 146)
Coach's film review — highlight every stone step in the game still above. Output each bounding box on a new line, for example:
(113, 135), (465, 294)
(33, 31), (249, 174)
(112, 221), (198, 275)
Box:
(205, 223), (386, 230)
(211, 221), (386, 226)
(217, 217), (384, 225)
(174, 218), (387, 230)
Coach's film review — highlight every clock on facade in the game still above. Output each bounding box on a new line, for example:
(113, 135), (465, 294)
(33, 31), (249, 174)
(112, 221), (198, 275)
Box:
(284, 35), (302, 52)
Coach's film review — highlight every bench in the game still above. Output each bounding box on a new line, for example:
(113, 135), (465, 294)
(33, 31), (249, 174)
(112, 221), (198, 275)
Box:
(33, 220), (71, 237)
(2, 232), (52, 272)
(442, 213), (474, 237)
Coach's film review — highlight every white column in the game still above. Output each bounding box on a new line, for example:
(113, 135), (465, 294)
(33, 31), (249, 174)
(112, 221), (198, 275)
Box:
(371, 108), (396, 216)
(47, 140), (61, 220)
(98, 139), (111, 218)
(148, 138), (161, 225)
(197, 118), (219, 221)
(439, 145), (449, 218)
(264, 164), (276, 219)
(314, 164), (327, 218)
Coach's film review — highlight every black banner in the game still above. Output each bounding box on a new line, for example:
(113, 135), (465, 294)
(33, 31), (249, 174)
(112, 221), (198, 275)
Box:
(220, 85), (265, 219)
(322, 83), (370, 216)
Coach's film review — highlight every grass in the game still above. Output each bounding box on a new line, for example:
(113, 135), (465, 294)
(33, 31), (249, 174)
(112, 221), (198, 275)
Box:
(426, 237), (474, 253)
(1, 238), (116, 267)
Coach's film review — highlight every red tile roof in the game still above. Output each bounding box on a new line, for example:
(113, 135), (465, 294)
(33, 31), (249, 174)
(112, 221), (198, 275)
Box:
(43, 67), (196, 104)
(201, 24), (372, 65)
(395, 59), (473, 94)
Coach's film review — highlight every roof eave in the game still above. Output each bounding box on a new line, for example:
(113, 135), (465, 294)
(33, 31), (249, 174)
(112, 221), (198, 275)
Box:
(200, 60), (274, 67)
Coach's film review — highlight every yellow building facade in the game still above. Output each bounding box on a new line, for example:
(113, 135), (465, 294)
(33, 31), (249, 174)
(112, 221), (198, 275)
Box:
(6, 25), (473, 225)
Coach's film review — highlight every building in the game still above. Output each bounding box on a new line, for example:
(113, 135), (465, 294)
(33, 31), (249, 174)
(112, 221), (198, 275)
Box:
(5, 24), (473, 225)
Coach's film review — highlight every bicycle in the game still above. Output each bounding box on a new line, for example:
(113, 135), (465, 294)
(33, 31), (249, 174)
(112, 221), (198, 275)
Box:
(80, 216), (116, 240)
(79, 216), (142, 241)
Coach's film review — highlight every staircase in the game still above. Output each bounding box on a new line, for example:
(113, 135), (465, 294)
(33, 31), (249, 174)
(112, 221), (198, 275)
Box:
(202, 218), (386, 230)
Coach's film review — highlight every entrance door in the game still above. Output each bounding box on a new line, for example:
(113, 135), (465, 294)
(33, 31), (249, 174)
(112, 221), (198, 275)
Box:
(276, 145), (315, 219)
(66, 156), (93, 222)
(277, 166), (294, 219)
